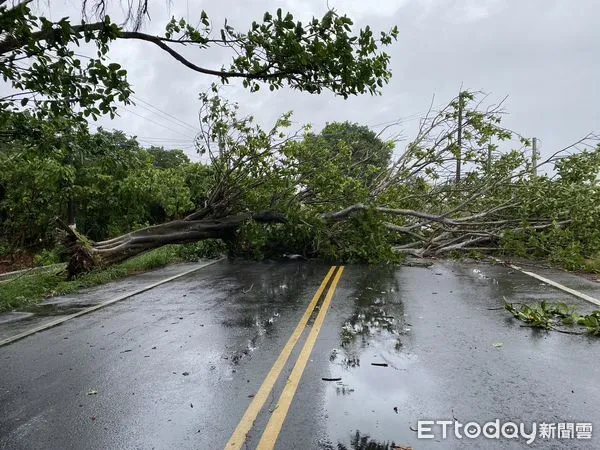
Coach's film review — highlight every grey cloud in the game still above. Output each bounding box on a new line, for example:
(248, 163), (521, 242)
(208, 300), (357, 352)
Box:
(37, 0), (599, 160)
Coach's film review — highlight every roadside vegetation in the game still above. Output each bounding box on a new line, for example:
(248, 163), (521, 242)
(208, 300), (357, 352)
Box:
(1, 1), (599, 310)
(0, 242), (224, 312)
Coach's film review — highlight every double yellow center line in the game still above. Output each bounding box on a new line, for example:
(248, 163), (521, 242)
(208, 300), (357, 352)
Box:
(225, 265), (345, 450)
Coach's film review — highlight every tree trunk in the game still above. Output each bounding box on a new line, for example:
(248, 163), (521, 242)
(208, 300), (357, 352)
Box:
(59, 211), (286, 279)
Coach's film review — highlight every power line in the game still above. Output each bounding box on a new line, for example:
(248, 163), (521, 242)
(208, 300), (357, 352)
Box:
(72, 51), (427, 142)
(90, 117), (195, 150)
(88, 102), (197, 142)
(367, 101), (450, 130)
(138, 140), (194, 148)
(137, 137), (194, 143)
(89, 125), (194, 150)
(63, 52), (200, 135)
(137, 138), (192, 143)
(367, 112), (431, 130)
(134, 134), (195, 141)
(129, 101), (198, 134)
(117, 106), (197, 140)
(130, 94), (199, 133)
(368, 114), (422, 129)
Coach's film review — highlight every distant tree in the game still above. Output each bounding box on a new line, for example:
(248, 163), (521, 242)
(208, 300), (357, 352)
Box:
(147, 146), (190, 169)
(322, 122), (391, 167)
(300, 122), (393, 186)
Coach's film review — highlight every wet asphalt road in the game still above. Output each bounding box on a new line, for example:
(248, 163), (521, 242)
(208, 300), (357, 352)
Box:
(1, 260), (600, 449)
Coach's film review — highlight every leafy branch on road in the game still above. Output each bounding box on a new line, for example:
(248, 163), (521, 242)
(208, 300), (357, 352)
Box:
(504, 300), (600, 336)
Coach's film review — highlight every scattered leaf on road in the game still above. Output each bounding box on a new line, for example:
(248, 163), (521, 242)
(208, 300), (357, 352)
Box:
(493, 342), (503, 347)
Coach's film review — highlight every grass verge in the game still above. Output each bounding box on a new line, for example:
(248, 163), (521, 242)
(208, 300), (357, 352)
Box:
(0, 246), (182, 313)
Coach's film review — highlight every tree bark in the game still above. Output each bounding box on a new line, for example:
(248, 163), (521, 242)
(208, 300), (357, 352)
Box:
(59, 211), (286, 279)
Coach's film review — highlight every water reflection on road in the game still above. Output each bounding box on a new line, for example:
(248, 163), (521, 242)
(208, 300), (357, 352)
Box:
(325, 430), (407, 449)
(321, 266), (423, 449)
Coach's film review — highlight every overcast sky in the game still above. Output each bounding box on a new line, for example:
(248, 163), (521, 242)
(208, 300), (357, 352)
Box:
(45, 1), (599, 161)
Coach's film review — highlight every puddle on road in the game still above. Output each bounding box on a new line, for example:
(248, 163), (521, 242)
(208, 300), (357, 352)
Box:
(321, 267), (427, 449)
(332, 266), (411, 371)
(213, 263), (326, 376)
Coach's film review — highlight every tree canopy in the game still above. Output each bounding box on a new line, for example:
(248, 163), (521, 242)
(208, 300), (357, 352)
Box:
(0, 0), (398, 136)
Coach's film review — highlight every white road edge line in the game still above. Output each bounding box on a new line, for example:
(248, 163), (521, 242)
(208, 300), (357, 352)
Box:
(0, 258), (224, 348)
(494, 258), (600, 308)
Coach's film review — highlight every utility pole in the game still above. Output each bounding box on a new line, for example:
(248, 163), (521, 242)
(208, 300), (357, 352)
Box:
(531, 137), (538, 179)
(63, 150), (76, 230)
(455, 92), (463, 183)
(67, 199), (76, 230)
(487, 138), (492, 170)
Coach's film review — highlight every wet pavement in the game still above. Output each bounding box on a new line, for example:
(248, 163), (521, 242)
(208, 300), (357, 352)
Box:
(1, 260), (600, 449)
(0, 262), (210, 342)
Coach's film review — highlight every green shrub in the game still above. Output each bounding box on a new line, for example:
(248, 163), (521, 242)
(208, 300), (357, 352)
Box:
(177, 240), (228, 261)
(33, 246), (63, 266)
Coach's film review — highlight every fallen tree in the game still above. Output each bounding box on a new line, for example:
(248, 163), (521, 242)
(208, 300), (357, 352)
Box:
(58, 89), (600, 277)
(5, 3), (598, 275)
(58, 211), (286, 277)
(3, 2), (600, 276)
